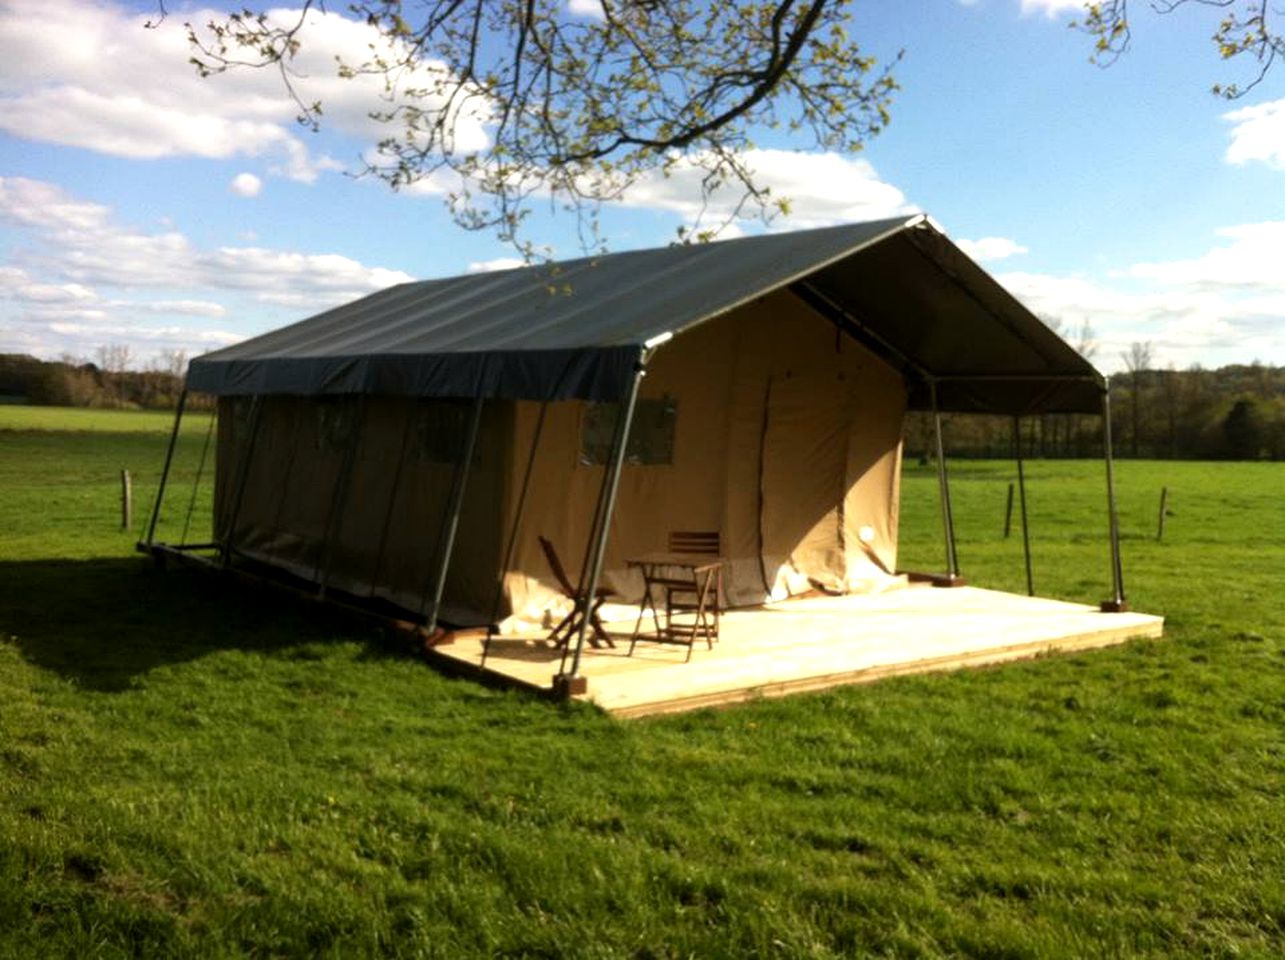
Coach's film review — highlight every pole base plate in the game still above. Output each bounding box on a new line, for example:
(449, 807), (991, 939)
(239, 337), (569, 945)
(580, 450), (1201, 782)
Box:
(1099, 599), (1130, 613)
(552, 674), (588, 698)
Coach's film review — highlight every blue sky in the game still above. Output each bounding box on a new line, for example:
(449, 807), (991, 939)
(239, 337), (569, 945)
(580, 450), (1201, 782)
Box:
(1, 0), (1282, 372)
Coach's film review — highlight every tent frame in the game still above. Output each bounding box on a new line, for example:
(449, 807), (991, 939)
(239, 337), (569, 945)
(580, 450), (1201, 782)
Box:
(139, 243), (1134, 698)
(140, 373), (1134, 696)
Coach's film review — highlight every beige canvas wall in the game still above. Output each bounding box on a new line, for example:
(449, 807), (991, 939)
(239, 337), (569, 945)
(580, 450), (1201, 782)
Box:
(499, 288), (906, 629)
(214, 395), (507, 625)
(211, 288), (905, 631)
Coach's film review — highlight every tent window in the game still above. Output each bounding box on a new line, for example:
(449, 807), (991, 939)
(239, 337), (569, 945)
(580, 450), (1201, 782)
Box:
(415, 399), (473, 464)
(580, 396), (677, 466)
(316, 398), (358, 452)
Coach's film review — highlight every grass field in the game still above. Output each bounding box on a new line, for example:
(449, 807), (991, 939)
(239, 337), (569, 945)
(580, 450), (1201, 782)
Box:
(1, 405), (1283, 958)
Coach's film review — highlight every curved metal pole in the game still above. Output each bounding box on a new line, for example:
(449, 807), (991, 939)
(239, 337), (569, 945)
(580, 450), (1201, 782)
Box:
(929, 380), (960, 580)
(1013, 416), (1034, 597)
(420, 397), (485, 635)
(1101, 387), (1128, 611)
(565, 361), (645, 680)
(144, 388), (188, 547)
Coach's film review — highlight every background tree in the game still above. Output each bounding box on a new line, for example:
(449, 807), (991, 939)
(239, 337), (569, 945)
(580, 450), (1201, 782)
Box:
(1222, 398), (1265, 459)
(1121, 340), (1153, 458)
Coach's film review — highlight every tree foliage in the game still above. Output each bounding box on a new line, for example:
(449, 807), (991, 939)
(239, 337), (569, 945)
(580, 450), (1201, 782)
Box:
(169, 1), (1283, 252)
(1077, 0), (1283, 97)
(178, 0), (900, 253)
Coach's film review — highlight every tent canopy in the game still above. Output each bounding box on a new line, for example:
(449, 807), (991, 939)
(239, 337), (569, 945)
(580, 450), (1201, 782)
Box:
(187, 215), (1103, 414)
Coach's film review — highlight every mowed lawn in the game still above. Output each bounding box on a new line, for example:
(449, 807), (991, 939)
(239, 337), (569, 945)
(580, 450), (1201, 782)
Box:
(1, 405), (1282, 958)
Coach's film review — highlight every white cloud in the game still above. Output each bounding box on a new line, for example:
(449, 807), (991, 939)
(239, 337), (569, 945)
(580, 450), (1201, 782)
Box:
(0, 176), (414, 364)
(1124, 221), (1285, 290)
(566, 0), (606, 18)
(618, 149), (912, 232)
(995, 221), (1285, 369)
(467, 257), (527, 273)
(1018, 0), (1085, 16)
(1223, 98), (1285, 169)
(0, 0), (488, 184)
(956, 236), (1029, 262)
(230, 173), (263, 198)
(132, 300), (228, 318)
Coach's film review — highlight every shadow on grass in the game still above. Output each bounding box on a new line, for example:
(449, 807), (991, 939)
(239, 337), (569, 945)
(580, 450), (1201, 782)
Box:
(0, 556), (411, 692)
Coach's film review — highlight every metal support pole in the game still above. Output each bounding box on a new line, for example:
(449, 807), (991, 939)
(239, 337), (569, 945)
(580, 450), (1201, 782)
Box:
(144, 389), (188, 547)
(221, 395), (265, 569)
(564, 362), (645, 682)
(483, 399), (551, 668)
(1101, 388), (1128, 611)
(420, 397), (485, 635)
(557, 397), (628, 680)
(1013, 416), (1034, 597)
(929, 380), (961, 582)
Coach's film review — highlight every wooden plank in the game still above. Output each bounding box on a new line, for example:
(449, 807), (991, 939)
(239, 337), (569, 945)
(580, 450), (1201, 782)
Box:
(429, 586), (1165, 717)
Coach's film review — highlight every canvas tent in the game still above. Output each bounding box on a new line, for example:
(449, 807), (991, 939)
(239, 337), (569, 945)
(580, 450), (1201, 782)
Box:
(146, 214), (1125, 675)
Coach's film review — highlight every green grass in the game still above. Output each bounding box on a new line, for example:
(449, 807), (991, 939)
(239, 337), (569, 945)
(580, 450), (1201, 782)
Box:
(1, 406), (1283, 958)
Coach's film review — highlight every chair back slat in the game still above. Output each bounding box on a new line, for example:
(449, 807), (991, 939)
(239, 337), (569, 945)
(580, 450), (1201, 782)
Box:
(538, 535), (577, 597)
(668, 530), (721, 556)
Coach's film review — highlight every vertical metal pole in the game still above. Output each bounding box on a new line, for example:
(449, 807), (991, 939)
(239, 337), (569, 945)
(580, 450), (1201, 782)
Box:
(1003, 483), (1014, 539)
(571, 407), (622, 606)
(420, 397), (485, 634)
(1156, 487), (1168, 542)
(565, 362), (645, 680)
(557, 400), (627, 679)
(483, 399), (551, 668)
(144, 388), (187, 547)
(1101, 388), (1128, 611)
(221, 395), (265, 569)
(1013, 416), (1034, 597)
(929, 380), (960, 580)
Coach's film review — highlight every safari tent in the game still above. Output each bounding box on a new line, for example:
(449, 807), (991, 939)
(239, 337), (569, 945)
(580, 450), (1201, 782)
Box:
(143, 215), (1135, 698)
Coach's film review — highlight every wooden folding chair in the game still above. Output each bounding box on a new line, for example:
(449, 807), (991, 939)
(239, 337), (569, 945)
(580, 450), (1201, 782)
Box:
(663, 531), (722, 649)
(538, 535), (616, 648)
(628, 531), (722, 662)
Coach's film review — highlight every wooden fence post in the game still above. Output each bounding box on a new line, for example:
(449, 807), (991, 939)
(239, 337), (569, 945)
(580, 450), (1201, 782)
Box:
(120, 469), (132, 531)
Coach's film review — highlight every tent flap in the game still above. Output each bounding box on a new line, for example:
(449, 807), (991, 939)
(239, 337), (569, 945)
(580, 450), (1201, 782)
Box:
(188, 346), (643, 402)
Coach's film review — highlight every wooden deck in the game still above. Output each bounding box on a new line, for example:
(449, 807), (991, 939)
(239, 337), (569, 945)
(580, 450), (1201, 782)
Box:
(428, 585), (1164, 718)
